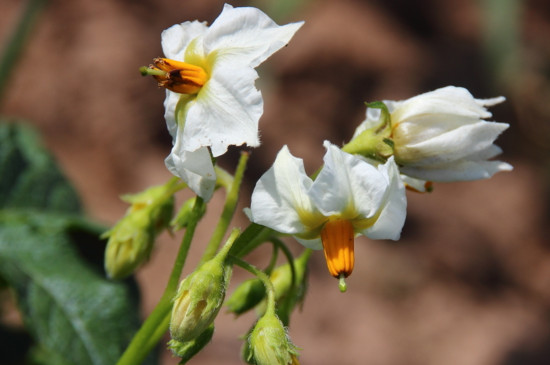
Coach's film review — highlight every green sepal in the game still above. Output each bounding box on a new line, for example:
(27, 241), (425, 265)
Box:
(168, 325), (215, 364)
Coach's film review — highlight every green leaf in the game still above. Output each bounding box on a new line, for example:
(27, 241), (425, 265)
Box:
(0, 122), (81, 213)
(0, 211), (144, 365)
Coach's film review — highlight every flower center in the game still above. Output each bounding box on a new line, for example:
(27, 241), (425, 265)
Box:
(320, 219), (355, 280)
(144, 58), (208, 94)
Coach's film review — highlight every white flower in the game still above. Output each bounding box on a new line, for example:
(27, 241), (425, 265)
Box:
(249, 141), (406, 281)
(353, 86), (513, 182)
(150, 4), (303, 200)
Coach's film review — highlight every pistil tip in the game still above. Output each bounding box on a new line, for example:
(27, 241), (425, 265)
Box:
(139, 66), (150, 76)
(338, 274), (347, 293)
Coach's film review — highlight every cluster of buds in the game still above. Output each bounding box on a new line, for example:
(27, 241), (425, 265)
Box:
(102, 180), (177, 279)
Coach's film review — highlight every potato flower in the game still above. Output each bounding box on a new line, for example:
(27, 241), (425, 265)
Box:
(143, 4), (303, 200)
(351, 86), (513, 183)
(249, 142), (406, 289)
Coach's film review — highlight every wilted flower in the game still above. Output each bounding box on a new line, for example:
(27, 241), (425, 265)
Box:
(142, 4), (303, 200)
(351, 86), (513, 183)
(249, 142), (406, 289)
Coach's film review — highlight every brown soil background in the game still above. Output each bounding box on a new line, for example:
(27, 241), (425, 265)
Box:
(2, 0), (550, 364)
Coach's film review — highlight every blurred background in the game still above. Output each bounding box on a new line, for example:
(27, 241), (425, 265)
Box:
(1, 0), (550, 364)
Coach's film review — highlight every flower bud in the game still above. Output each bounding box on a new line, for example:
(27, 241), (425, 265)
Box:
(171, 196), (206, 231)
(225, 278), (265, 315)
(168, 325), (214, 362)
(247, 311), (299, 365)
(103, 182), (175, 279)
(270, 251), (310, 302)
(170, 243), (233, 342)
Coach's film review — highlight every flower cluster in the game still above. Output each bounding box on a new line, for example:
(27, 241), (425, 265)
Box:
(126, 3), (514, 365)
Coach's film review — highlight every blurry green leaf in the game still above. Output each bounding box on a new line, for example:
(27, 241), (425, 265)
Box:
(0, 122), (81, 213)
(0, 212), (143, 365)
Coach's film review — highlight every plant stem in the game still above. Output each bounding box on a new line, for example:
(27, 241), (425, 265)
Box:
(229, 256), (276, 315)
(198, 151), (249, 265)
(116, 197), (205, 365)
(0, 0), (47, 104)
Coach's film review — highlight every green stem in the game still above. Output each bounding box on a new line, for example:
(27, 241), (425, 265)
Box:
(230, 223), (273, 259)
(229, 256), (276, 315)
(0, 0), (47, 104)
(269, 238), (296, 291)
(117, 197), (205, 365)
(198, 151), (249, 265)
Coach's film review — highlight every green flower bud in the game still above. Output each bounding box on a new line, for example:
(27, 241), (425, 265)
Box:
(271, 250), (310, 301)
(170, 242), (233, 342)
(247, 311), (300, 365)
(171, 196), (206, 231)
(226, 278), (265, 315)
(168, 325), (214, 363)
(103, 181), (176, 279)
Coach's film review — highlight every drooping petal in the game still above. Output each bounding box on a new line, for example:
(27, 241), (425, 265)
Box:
(361, 157), (407, 240)
(400, 159), (513, 182)
(250, 146), (324, 235)
(163, 90), (181, 138)
(161, 21), (208, 60)
(165, 134), (216, 201)
(310, 142), (386, 220)
(182, 64), (262, 156)
(204, 4), (304, 68)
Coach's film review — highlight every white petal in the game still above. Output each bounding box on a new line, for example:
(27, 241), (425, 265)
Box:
(161, 21), (208, 60)
(204, 4), (304, 68)
(294, 237), (323, 251)
(396, 121), (509, 165)
(250, 146), (323, 235)
(165, 134), (216, 201)
(310, 142), (387, 219)
(392, 86), (502, 123)
(182, 65), (262, 156)
(362, 157), (407, 240)
(163, 90), (181, 138)
(401, 159), (513, 182)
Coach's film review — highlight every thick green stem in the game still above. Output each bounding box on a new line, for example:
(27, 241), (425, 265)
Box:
(199, 151), (249, 265)
(116, 197), (205, 365)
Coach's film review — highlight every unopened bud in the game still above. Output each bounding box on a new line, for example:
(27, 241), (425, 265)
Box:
(171, 197), (206, 231)
(170, 236), (235, 342)
(247, 310), (299, 365)
(168, 325), (214, 362)
(103, 182), (175, 279)
(226, 278), (265, 315)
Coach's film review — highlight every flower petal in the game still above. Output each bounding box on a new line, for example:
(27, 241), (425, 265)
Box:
(310, 142), (387, 219)
(392, 86), (503, 124)
(395, 121), (509, 165)
(250, 146), (323, 235)
(163, 90), (181, 138)
(401, 159), (513, 182)
(362, 157), (407, 240)
(204, 4), (304, 68)
(182, 64), (262, 156)
(161, 21), (208, 60)
(165, 133), (216, 201)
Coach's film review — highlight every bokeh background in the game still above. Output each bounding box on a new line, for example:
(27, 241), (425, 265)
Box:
(2, 0), (550, 364)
